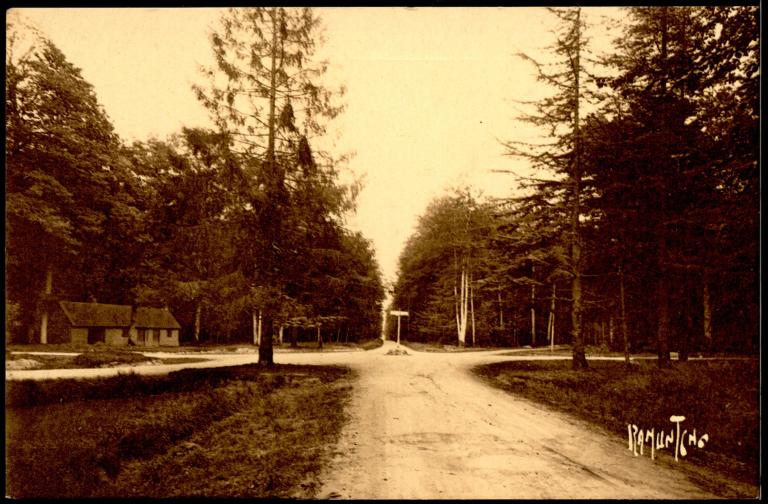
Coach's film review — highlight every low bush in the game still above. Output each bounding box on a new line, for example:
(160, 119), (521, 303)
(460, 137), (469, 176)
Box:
(359, 338), (384, 350)
(72, 350), (151, 368)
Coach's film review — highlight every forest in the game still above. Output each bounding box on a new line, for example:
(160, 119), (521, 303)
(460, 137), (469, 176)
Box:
(389, 6), (759, 364)
(6, 8), (386, 360)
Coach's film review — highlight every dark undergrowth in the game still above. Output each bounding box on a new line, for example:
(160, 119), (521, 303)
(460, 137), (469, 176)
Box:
(359, 338), (384, 350)
(473, 359), (759, 492)
(6, 364), (354, 498)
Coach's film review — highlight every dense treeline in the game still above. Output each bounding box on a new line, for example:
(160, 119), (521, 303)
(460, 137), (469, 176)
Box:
(5, 9), (385, 352)
(391, 7), (758, 359)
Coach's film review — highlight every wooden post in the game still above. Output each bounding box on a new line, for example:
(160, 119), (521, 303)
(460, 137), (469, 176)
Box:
(390, 311), (409, 347)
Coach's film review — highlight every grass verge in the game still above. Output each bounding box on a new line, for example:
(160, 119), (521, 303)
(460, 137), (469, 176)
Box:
(6, 350), (208, 371)
(472, 359), (759, 497)
(401, 341), (503, 352)
(5, 364), (354, 498)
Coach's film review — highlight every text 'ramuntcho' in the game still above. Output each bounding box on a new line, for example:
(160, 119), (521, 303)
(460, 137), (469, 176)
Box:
(627, 416), (709, 462)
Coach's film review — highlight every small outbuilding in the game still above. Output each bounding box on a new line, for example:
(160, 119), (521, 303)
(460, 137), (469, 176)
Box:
(48, 301), (181, 347)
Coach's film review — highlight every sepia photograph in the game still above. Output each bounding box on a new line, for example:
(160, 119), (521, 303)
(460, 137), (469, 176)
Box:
(5, 6), (760, 499)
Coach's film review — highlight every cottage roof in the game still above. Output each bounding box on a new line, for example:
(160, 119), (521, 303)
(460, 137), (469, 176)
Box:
(58, 302), (181, 329)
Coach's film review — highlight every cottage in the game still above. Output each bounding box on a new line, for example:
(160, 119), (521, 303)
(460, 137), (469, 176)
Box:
(48, 301), (181, 347)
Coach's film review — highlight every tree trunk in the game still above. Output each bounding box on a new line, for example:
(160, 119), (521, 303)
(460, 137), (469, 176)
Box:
(680, 310), (691, 362)
(317, 324), (323, 348)
(278, 325), (284, 345)
(258, 9), (281, 366)
(470, 271), (476, 347)
(253, 310), (259, 346)
(656, 262), (672, 368)
(454, 271), (461, 344)
(456, 265), (468, 346)
(291, 325), (298, 348)
(39, 266), (53, 344)
(702, 272), (712, 352)
(498, 291), (504, 330)
(609, 316), (614, 347)
(531, 264), (536, 347)
(549, 283), (556, 351)
(194, 302), (201, 343)
(655, 6), (672, 370)
(569, 8), (588, 370)
(258, 316), (274, 365)
(620, 265), (630, 366)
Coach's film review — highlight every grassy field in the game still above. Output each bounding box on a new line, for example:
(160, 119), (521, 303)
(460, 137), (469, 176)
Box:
(473, 358), (759, 496)
(6, 364), (355, 498)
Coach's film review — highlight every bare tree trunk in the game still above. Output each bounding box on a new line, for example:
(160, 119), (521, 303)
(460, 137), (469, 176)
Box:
(702, 271), (712, 352)
(253, 310), (259, 346)
(498, 291), (504, 331)
(531, 264), (536, 347)
(656, 6), (671, 370)
(656, 245), (671, 368)
(194, 302), (201, 343)
(278, 325), (284, 345)
(317, 324), (323, 348)
(39, 266), (53, 344)
(454, 273), (461, 343)
(549, 283), (556, 351)
(680, 307), (691, 362)
(620, 265), (630, 366)
(609, 316), (614, 347)
(470, 271), (476, 347)
(456, 265), (468, 346)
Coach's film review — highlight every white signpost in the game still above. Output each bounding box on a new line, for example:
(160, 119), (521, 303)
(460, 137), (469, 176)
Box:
(390, 310), (409, 347)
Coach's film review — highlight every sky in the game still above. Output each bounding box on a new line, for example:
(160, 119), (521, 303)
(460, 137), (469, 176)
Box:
(10, 7), (623, 289)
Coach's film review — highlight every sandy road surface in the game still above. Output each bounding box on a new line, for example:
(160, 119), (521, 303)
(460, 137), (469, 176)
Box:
(6, 342), (724, 498)
(276, 341), (717, 499)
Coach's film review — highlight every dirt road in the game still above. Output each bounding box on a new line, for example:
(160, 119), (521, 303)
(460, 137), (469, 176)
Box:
(6, 342), (724, 498)
(276, 341), (716, 499)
